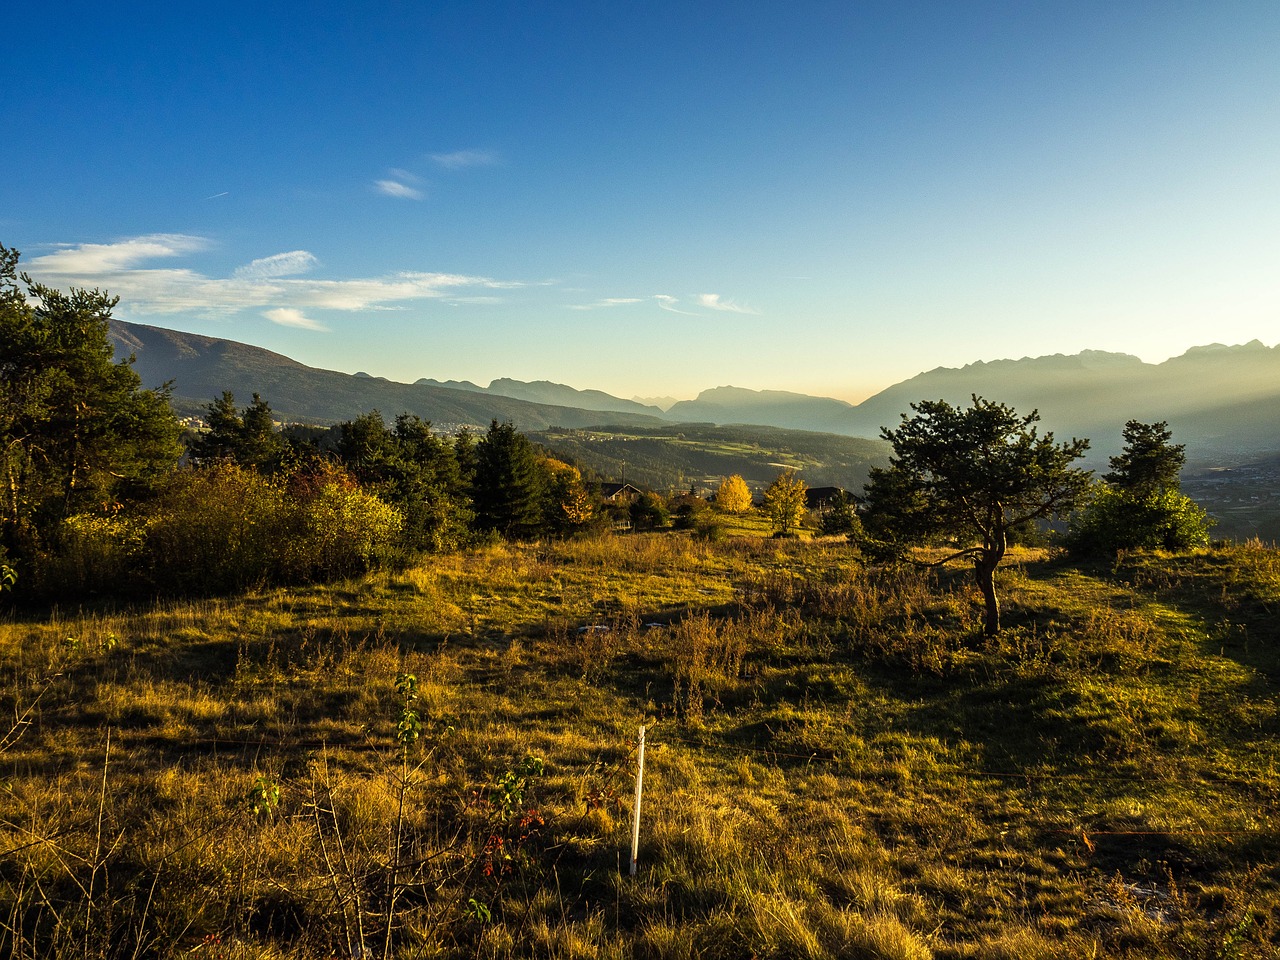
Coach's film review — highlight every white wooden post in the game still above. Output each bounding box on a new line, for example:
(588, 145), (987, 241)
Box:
(630, 724), (646, 876)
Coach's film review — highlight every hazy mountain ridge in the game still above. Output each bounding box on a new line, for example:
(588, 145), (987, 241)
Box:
(850, 342), (1280, 462)
(110, 319), (1280, 466)
(665, 385), (858, 434)
(414, 377), (486, 392)
(484, 378), (665, 416)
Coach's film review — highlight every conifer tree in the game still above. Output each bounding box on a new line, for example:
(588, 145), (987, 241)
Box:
(0, 244), (181, 566)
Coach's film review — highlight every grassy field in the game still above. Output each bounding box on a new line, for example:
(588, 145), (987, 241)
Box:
(1, 531), (1277, 958)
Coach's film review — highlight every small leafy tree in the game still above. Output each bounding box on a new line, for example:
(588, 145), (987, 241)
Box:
(715, 475), (752, 513)
(762, 470), (807, 537)
(541, 457), (594, 534)
(864, 396), (1090, 635)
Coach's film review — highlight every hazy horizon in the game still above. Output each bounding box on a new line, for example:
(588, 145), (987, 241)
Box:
(7, 2), (1279, 402)
(110, 315), (1279, 410)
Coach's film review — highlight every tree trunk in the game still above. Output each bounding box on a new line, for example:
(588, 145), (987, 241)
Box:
(975, 551), (1002, 636)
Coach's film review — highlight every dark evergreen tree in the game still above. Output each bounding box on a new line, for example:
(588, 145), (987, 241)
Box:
(1104, 420), (1185, 496)
(0, 244), (181, 567)
(472, 420), (547, 539)
(818, 490), (863, 539)
(239, 393), (284, 469)
(333, 411), (471, 550)
(189, 391), (286, 471)
(454, 428), (477, 489)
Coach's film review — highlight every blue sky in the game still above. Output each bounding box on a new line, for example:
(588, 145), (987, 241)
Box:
(6, 1), (1279, 402)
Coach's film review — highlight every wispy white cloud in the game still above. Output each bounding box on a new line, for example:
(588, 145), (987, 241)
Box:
(264, 307), (327, 331)
(573, 294), (731, 316)
(697, 293), (757, 314)
(234, 250), (318, 279)
(31, 234), (212, 273)
(569, 297), (645, 311)
(655, 295), (698, 316)
(430, 149), (499, 170)
(375, 179), (424, 200)
(24, 235), (523, 320)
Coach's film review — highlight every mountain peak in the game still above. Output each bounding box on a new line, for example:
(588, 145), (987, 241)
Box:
(1175, 340), (1273, 358)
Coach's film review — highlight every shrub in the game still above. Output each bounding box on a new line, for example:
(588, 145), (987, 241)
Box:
(671, 494), (710, 530)
(1067, 484), (1211, 557)
(30, 512), (147, 598)
(143, 463), (292, 593)
(630, 492), (669, 531)
(287, 469), (404, 579)
(692, 513), (726, 542)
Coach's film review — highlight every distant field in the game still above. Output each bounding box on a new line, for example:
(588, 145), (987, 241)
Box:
(1184, 456), (1280, 544)
(531, 423), (890, 494)
(2, 532), (1276, 957)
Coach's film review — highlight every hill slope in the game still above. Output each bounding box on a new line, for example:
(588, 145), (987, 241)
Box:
(109, 320), (669, 431)
(4, 538), (1277, 957)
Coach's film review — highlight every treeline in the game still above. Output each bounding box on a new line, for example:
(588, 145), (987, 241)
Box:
(0, 246), (611, 602)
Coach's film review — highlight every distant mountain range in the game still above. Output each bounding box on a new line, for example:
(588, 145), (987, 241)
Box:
(109, 320), (1280, 466)
(844, 343), (1280, 463)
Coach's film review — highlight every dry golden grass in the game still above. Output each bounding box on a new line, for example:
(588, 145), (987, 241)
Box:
(0, 533), (1277, 957)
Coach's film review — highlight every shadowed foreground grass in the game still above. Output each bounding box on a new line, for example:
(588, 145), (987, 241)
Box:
(0, 534), (1276, 957)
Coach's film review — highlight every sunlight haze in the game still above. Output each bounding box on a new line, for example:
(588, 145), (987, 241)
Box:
(6, 1), (1278, 402)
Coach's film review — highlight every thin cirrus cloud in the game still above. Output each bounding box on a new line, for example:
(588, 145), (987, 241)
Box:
(570, 295), (736, 317)
(568, 297), (645, 311)
(375, 154), (496, 198)
(429, 149), (499, 170)
(375, 178), (424, 200)
(23, 234), (522, 323)
(264, 307), (327, 331)
(655, 295), (697, 316)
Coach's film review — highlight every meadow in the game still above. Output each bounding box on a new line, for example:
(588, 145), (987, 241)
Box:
(1, 532), (1276, 958)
